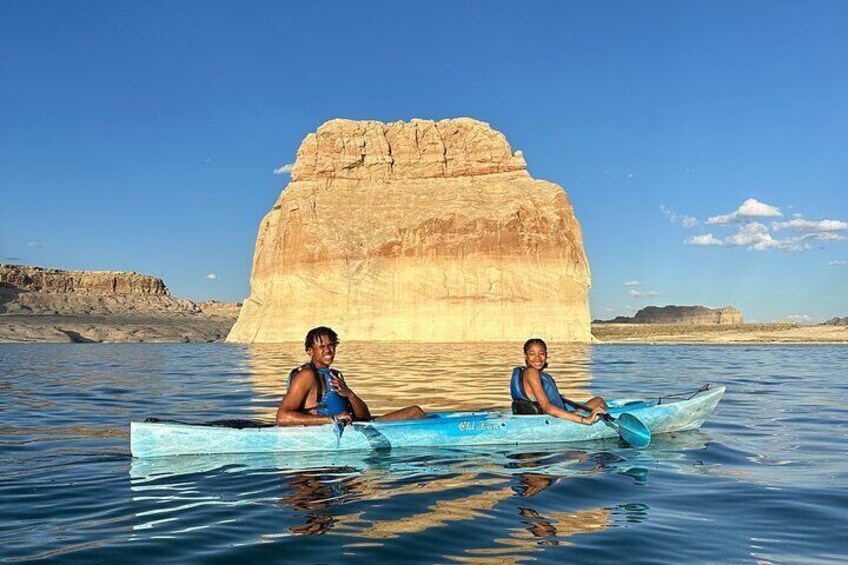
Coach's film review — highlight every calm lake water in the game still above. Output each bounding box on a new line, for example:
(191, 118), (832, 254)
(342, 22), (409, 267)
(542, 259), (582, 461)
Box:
(1, 343), (846, 564)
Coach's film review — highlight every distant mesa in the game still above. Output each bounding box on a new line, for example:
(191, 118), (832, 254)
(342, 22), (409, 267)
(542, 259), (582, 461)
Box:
(594, 305), (744, 325)
(3, 263), (165, 295)
(0, 264), (240, 343)
(227, 117), (592, 343)
(822, 316), (848, 326)
(2, 263), (190, 315)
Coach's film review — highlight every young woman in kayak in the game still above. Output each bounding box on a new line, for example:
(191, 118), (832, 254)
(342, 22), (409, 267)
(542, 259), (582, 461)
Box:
(511, 338), (608, 424)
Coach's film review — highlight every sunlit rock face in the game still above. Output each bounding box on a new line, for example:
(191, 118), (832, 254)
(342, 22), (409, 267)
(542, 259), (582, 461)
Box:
(227, 118), (592, 343)
(632, 306), (744, 325)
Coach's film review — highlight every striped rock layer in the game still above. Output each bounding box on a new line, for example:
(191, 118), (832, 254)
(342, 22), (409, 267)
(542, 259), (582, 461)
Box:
(227, 118), (591, 343)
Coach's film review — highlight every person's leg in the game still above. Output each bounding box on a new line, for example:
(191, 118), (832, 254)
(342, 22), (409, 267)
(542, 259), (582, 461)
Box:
(375, 405), (427, 421)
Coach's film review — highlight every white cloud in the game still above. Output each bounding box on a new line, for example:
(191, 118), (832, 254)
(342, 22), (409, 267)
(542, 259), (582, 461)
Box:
(624, 280), (640, 286)
(707, 198), (783, 225)
(628, 289), (659, 297)
(603, 169), (637, 179)
(671, 199), (845, 254)
(828, 260), (848, 266)
(799, 232), (845, 243)
(26, 241), (44, 249)
(726, 222), (810, 252)
(772, 216), (848, 233)
(785, 314), (813, 324)
(205, 273), (218, 280)
(686, 233), (723, 246)
(273, 163), (294, 175)
(661, 205), (700, 228)
(685, 223), (818, 252)
(725, 222), (774, 250)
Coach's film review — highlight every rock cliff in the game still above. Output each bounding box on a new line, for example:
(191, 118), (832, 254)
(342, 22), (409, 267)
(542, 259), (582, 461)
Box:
(1, 264), (190, 316)
(228, 118), (592, 343)
(0, 264), (240, 342)
(594, 305), (744, 325)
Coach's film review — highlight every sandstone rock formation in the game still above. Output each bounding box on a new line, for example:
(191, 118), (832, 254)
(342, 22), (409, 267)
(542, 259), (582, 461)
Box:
(1, 265), (186, 315)
(0, 264), (240, 343)
(228, 118), (592, 343)
(1, 265), (169, 296)
(594, 305), (743, 325)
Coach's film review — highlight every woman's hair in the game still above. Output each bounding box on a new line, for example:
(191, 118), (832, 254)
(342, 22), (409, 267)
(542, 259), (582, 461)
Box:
(523, 338), (547, 354)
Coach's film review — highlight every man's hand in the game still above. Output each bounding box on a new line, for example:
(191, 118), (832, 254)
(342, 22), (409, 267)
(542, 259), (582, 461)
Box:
(330, 375), (355, 398)
(333, 411), (352, 426)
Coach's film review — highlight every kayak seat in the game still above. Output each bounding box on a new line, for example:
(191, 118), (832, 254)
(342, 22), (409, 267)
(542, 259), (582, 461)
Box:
(511, 399), (543, 415)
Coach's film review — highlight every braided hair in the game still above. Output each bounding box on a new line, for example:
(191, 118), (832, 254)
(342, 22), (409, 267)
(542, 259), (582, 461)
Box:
(304, 326), (339, 352)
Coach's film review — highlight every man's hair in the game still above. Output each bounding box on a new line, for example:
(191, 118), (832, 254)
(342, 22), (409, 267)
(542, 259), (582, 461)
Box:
(304, 326), (339, 352)
(523, 338), (547, 354)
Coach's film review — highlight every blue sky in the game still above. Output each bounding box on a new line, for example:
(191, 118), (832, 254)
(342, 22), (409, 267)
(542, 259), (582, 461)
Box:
(1, 1), (846, 322)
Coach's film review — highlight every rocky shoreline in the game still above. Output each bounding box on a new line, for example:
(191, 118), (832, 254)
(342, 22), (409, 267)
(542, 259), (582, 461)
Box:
(0, 264), (239, 343)
(0, 313), (237, 343)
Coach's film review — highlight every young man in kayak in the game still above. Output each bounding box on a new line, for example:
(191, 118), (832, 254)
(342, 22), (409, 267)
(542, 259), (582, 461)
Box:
(511, 338), (607, 425)
(275, 326), (427, 426)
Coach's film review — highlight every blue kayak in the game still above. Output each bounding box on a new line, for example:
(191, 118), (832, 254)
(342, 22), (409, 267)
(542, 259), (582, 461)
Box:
(130, 385), (724, 458)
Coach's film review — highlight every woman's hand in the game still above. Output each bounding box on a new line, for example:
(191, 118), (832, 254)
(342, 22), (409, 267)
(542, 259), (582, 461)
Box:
(587, 407), (606, 424)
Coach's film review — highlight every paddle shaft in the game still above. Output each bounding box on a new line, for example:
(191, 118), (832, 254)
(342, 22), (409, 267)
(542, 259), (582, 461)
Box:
(561, 397), (613, 422)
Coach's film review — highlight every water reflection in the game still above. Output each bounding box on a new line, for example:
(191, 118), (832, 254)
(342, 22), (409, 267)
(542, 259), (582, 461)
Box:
(128, 442), (670, 561)
(245, 342), (595, 420)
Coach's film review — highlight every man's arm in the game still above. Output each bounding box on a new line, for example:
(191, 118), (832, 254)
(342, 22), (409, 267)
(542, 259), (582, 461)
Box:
(276, 371), (337, 426)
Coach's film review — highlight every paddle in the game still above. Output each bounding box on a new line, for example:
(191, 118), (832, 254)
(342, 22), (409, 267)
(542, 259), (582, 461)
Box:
(331, 415), (345, 447)
(563, 398), (651, 448)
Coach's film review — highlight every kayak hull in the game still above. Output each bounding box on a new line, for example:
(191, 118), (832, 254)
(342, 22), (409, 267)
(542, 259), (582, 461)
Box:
(131, 386), (724, 458)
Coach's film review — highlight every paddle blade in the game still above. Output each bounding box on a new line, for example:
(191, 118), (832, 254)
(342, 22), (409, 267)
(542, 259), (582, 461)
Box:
(616, 413), (651, 447)
(332, 417), (344, 448)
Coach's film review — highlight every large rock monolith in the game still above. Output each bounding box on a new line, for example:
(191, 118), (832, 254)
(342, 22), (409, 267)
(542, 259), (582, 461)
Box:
(227, 118), (592, 342)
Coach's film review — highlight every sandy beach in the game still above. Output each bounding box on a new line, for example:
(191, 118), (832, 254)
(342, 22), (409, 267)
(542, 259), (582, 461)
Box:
(592, 323), (848, 344)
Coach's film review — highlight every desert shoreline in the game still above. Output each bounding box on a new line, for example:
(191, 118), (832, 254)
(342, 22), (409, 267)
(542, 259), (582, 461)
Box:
(591, 323), (848, 344)
(1, 320), (846, 344)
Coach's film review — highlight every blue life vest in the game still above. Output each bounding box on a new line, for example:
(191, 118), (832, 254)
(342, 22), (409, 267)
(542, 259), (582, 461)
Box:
(287, 364), (352, 416)
(510, 367), (574, 412)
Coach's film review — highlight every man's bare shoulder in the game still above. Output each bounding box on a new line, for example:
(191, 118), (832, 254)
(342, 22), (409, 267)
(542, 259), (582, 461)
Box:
(289, 367), (319, 388)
